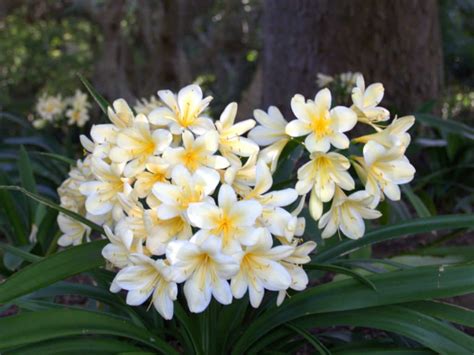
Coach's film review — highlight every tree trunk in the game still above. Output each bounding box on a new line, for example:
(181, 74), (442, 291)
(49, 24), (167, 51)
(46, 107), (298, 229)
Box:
(262, 0), (443, 115)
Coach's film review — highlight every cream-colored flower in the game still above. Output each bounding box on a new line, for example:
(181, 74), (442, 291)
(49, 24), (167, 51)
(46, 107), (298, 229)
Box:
(295, 152), (354, 220)
(248, 106), (290, 172)
(80, 158), (131, 220)
(66, 90), (91, 127)
(351, 75), (390, 124)
(316, 73), (334, 88)
(187, 184), (262, 253)
(152, 165), (220, 220)
(57, 213), (90, 247)
(223, 153), (257, 195)
(113, 253), (177, 320)
(353, 140), (415, 205)
(134, 157), (170, 200)
(276, 240), (316, 306)
(318, 187), (381, 239)
(108, 98), (135, 128)
(286, 89), (357, 152)
(149, 84), (213, 135)
(36, 94), (64, 121)
(353, 115), (415, 150)
(134, 95), (161, 116)
(110, 114), (172, 177)
(163, 130), (229, 172)
(215, 102), (259, 166)
(166, 236), (239, 313)
(231, 229), (293, 308)
(241, 161), (298, 239)
(144, 209), (192, 256)
(102, 225), (142, 268)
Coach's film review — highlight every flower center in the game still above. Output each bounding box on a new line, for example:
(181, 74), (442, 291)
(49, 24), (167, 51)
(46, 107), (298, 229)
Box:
(310, 111), (331, 138)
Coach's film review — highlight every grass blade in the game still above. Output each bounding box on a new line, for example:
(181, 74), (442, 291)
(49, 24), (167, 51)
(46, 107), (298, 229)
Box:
(77, 73), (110, 114)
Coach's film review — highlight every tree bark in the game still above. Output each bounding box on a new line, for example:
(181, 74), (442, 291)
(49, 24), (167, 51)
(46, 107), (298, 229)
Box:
(262, 0), (443, 115)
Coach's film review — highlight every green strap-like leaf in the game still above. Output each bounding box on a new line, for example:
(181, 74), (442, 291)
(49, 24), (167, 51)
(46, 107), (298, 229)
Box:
(0, 309), (178, 354)
(231, 263), (474, 353)
(285, 323), (331, 355)
(305, 263), (377, 291)
(314, 214), (474, 263)
(0, 241), (41, 263)
(292, 306), (474, 354)
(403, 301), (474, 328)
(77, 73), (110, 114)
(0, 185), (104, 234)
(4, 337), (145, 355)
(415, 113), (474, 140)
(0, 240), (107, 304)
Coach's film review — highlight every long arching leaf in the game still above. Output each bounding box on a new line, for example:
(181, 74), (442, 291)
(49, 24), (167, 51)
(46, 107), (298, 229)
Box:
(0, 309), (178, 354)
(0, 240), (107, 304)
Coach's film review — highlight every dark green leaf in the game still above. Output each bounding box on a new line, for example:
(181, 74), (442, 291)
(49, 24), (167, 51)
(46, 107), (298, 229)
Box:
(415, 113), (474, 140)
(77, 73), (110, 114)
(0, 240), (106, 304)
(0, 309), (178, 354)
(314, 215), (474, 263)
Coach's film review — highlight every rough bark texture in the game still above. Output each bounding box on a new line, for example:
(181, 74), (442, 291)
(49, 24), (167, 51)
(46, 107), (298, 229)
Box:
(262, 0), (443, 115)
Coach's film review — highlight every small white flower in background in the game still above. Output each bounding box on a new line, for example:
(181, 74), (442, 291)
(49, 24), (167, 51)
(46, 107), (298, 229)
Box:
(351, 75), (390, 124)
(318, 187), (382, 240)
(149, 84), (213, 135)
(36, 94), (65, 122)
(54, 78), (417, 318)
(66, 90), (91, 127)
(316, 73), (334, 88)
(166, 236), (239, 313)
(286, 88), (357, 152)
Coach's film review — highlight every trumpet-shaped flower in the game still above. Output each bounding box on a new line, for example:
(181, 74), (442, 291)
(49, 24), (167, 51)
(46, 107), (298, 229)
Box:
(295, 152), (354, 219)
(276, 240), (316, 306)
(80, 158), (131, 220)
(163, 130), (229, 172)
(318, 188), (381, 239)
(286, 89), (357, 152)
(166, 236), (239, 313)
(57, 214), (90, 247)
(144, 209), (192, 255)
(351, 75), (390, 124)
(223, 153), (258, 195)
(215, 103), (259, 166)
(149, 84), (213, 135)
(110, 114), (172, 177)
(187, 184), (262, 253)
(134, 157), (171, 200)
(353, 115), (415, 150)
(66, 90), (90, 127)
(108, 98), (135, 128)
(152, 165), (220, 220)
(248, 106), (290, 172)
(102, 225), (143, 268)
(354, 141), (416, 205)
(113, 254), (177, 320)
(231, 229), (294, 308)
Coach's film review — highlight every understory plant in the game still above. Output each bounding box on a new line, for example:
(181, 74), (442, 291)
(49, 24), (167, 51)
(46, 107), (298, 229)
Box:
(0, 75), (473, 354)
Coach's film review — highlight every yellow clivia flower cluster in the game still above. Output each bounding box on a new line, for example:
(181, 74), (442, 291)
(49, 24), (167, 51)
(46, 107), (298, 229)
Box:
(57, 75), (415, 319)
(33, 90), (91, 128)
